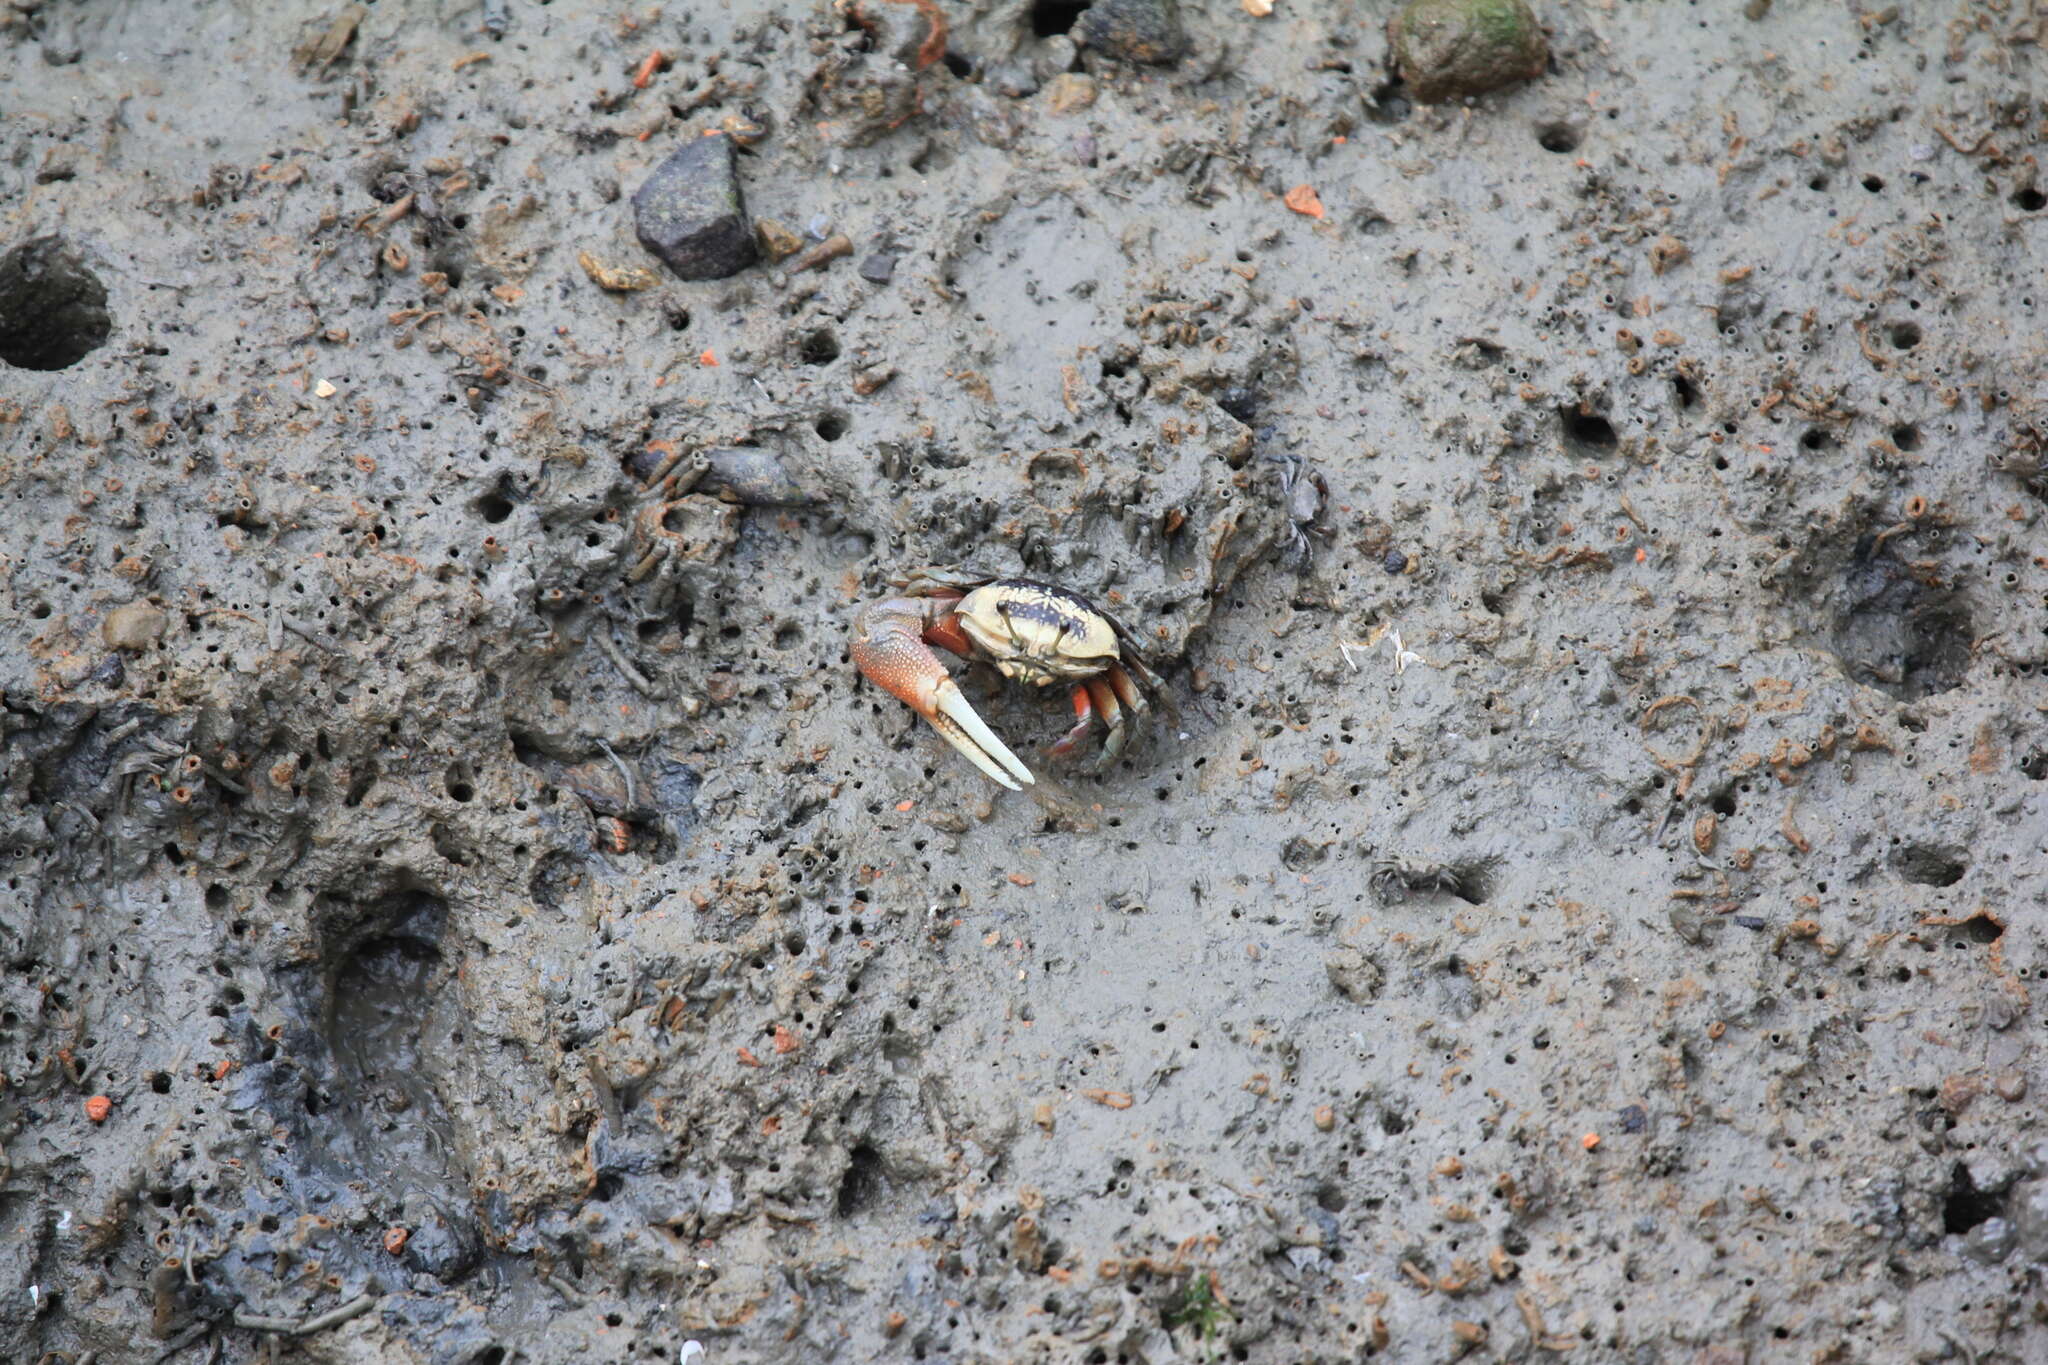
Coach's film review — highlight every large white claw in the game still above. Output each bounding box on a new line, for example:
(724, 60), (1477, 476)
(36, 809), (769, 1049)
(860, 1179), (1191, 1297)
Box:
(931, 679), (1034, 789)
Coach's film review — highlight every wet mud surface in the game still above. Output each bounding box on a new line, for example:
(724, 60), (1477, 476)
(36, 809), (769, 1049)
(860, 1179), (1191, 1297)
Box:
(3, 1), (2046, 1361)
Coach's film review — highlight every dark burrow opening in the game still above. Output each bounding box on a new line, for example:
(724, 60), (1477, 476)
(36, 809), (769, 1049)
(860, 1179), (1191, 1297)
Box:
(1030, 0), (1092, 36)
(1890, 843), (1967, 888)
(1559, 405), (1618, 456)
(1942, 1161), (2005, 1235)
(837, 1142), (883, 1217)
(0, 236), (112, 370)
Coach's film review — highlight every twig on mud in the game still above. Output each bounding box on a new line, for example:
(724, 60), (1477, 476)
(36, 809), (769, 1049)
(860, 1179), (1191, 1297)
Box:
(590, 630), (657, 699)
(233, 1290), (376, 1337)
(280, 617), (342, 654)
(597, 738), (638, 811)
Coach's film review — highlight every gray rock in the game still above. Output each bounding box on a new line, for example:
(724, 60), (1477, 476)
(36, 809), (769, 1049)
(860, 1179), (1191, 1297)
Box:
(859, 253), (898, 284)
(632, 136), (757, 282)
(1389, 0), (1549, 104)
(1077, 0), (1188, 65)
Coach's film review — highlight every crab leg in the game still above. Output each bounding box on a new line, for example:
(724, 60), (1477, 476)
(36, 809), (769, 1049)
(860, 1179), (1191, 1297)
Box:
(1050, 684), (1096, 758)
(851, 596), (1034, 789)
(1086, 676), (1128, 766)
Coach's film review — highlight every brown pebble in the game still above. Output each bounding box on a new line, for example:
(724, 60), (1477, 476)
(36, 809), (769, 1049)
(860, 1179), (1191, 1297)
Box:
(1995, 1072), (2027, 1102)
(1313, 1105), (1335, 1131)
(1451, 1320), (1488, 1346)
(854, 364), (898, 396)
(102, 602), (168, 652)
(755, 218), (803, 262)
(883, 1311), (907, 1338)
(1046, 73), (1096, 114)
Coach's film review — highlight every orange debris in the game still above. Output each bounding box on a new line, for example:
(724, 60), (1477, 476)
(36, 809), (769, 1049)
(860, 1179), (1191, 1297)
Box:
(1284, 184), (1326, 219)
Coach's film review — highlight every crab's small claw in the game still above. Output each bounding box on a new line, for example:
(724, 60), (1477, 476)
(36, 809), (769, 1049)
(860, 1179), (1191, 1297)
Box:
(852, 597), (1035, 790)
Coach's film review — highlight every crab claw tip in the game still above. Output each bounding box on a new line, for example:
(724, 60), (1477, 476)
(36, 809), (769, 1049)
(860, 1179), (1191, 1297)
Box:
(934, 682), (1034, 788)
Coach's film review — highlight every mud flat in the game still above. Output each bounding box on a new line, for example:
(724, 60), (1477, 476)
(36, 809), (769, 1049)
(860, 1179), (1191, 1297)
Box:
(2, 1), (2044, 1360)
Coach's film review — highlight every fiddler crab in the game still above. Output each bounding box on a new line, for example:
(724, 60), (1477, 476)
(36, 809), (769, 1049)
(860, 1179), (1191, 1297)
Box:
(851, 569), (1166, 789)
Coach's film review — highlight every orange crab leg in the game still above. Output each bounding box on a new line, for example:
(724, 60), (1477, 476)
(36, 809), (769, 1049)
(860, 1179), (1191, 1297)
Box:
(850, 596), (1034, 790)
(1105, 662), (1147, 715)
(922, 613), (977, 660)
(1050, 684), (1096, 757)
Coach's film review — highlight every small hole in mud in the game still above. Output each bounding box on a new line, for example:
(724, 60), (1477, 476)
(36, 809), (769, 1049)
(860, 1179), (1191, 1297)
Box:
(1888, 322), (1922, 350)
(2013, 186), (2046, 212)
(1891, 423), (1921, 451)
(1030, 0), (1092, 35)
(1799, 428), (1832, 451)
(476, 492), (513, 523)
(800, 328), (841, 365)
(837, 1143), (883, 1217)
(816, 411), (849, 442)
(1535, 122), (1581, 154)
(1890, 843), (1965, 887)
(942, 50), (972, 78)
(1808, 175), (1830, 192)
(1943, 1162), (2005, 1234)
(1559, 407), (1617, 455)
(0, 236), (113, 371)
(665, 305), (692, 331)
(1861, 175), (1884, 193)
(1672, 374), (1697, 409)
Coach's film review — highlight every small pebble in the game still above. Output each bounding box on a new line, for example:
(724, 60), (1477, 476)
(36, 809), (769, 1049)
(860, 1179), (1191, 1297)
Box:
(1618, 1103), (1647, 1134)
(632, 134), (757, 281)
(1078, 0), (1189, 64)
(859, 253), (898, 284)
(102, 602), (168, 652)
(1382, 549), (1408, 574)
(1734, 915), (1766, 930)
(1388, 0), (1549, 104)
(756, 218), (803, 262)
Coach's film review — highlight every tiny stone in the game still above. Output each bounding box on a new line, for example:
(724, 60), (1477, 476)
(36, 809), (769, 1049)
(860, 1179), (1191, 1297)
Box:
(1996, 1072), (2027, 1102)
(1078, 0), (1188, 65)
(1046, 73), (1097, 114)
(756, 218), (803, 262)
(859, 253), (898, 284)
(1382, 549), (1408, 574)
(632, 135), (758, 282)
(1033, 35), (1079, 81)
(1733, 915), (1766, 930)
(1313, 1105), (1336, 1131)
(1389, 0), (1549, 105)
(102, 602), (168, 652)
